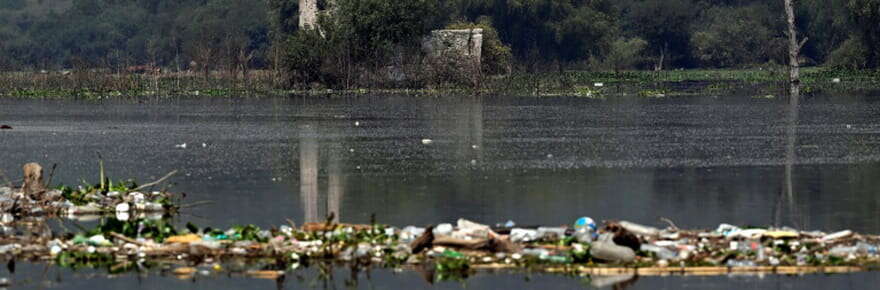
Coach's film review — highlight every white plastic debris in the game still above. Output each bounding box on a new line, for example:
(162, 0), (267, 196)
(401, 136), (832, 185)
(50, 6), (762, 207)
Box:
(454, 219), (492, 239)
(399, 226), (425, 243)
(510, 228), (539, 243)
(730, 229), (767, 239)
(88, 235), (112, 247)
(115, 202), (130, 212)
(129, 192), (145, 204)
(433, 223), (453, 236)
(821, 230), (853, 242)
(590, 233), (636, 262)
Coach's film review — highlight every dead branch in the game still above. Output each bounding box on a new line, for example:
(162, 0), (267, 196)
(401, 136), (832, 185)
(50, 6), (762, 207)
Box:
(132, 170), (178, 192)
(108, 232), (148, 246)
(659, 217), (679, 231)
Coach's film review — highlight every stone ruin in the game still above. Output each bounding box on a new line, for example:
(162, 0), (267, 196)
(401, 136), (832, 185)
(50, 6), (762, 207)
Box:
(299, 0), (318, 30)
(422, 29), (484, 68)
(298, 0), (485, 79)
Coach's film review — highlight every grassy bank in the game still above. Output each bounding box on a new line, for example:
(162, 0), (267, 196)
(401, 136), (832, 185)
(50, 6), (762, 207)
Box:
(0, 67), (878, 99)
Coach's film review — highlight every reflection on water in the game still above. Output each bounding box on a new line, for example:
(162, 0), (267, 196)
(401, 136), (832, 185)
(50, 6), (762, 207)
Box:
(299, 123), (320, 223)
(8, 260), (880, 290)
(775, 85), (803, 229)
(298, 122), (345, 223)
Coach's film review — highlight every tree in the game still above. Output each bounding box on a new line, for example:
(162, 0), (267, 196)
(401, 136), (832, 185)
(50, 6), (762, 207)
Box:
(847, 0), (880, 67)
(474, 0), (618, 69)
(799, 0), (851, 64)
(621, 0), (697, 69)
(267, 0), (299, 42)
(332, 0), (441, 62)
(690, 5), (785, 67)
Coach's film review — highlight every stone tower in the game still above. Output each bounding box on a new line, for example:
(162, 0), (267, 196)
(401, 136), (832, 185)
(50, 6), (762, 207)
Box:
(299, 0), (318, 29)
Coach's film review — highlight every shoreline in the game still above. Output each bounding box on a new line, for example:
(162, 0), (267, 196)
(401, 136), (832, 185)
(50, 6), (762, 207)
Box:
(0, 67), (877, 99)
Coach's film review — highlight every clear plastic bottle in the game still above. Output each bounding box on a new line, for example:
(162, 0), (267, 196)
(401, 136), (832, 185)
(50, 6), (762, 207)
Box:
(640, 244), (677, 260)
(574, 227), (593, 243)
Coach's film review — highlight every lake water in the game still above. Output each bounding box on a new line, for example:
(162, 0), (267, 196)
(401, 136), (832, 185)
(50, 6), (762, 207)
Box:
(1, 95), (880, 289)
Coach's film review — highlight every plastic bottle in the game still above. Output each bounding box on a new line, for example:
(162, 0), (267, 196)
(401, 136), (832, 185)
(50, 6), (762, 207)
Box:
(829, 245), (858, 257)
(536, 227), (566, 240)
(856, 242), (879, 255)
(574, 227), (593, 243)
(640, 244), (677, 260)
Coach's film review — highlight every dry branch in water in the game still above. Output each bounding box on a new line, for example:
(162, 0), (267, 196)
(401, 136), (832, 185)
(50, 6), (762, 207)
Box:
(132, 170), (178, 192)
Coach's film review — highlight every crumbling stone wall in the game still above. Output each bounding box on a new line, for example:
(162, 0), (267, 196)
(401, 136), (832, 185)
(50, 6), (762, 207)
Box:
(299, 0), (318, 29)
(423, 29), (484, 67)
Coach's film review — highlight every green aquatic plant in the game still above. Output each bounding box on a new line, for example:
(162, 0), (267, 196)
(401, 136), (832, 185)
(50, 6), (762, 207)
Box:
(639, 89), (669, 98)
(56, 251), (117, 270)
(88, 218), (179, 242)
(435, 249), (471, 282)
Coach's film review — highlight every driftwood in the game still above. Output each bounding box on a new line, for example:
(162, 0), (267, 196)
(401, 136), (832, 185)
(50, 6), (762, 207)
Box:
(108, 232), (148, 246)
(427, 235), (521, 253)
(432, 236), (489, 249)
(300, 222), (373, 232)
(132, 170), (178, 191)
(410, 225), (435, 254)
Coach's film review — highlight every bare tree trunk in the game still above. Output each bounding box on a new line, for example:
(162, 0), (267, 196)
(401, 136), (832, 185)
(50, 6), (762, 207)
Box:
(784, 0), (807, 97)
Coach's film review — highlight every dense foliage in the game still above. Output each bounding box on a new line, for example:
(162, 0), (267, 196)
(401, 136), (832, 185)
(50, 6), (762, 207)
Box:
(1, 0), (879, 73)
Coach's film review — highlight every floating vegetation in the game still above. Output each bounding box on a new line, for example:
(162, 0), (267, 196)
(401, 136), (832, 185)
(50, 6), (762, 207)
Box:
(0, 215), (877, 284)
(2, 164), (879, 287)
(0, 163), (181, 218)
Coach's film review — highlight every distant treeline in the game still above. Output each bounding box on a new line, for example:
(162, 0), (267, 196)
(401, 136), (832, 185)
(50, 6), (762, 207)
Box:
(1, 0), (879, 72)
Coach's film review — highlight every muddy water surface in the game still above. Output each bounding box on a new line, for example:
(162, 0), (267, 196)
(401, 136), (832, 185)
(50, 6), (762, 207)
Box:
(1, 95), (880, 289)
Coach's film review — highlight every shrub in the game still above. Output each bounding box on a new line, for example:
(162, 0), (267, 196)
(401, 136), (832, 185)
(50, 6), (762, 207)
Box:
(593, 37), (649, 71)
(826, 37), (870, 69)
